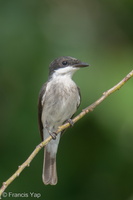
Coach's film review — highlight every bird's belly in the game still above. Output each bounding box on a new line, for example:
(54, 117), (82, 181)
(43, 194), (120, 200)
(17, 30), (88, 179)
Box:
(42, 85), (80, 131)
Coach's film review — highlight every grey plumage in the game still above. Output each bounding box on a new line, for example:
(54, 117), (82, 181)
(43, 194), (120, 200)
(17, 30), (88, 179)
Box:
(38, 56), (89, 185)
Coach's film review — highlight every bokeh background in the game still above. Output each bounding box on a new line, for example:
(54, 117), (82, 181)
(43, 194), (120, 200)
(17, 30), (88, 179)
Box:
(0, 0), (133, 199)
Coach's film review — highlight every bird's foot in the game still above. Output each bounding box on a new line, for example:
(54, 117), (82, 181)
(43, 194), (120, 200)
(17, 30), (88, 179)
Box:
(67, 119), (74, 127)
(45, 121), (57, 140)
(49, 132), (57, 140)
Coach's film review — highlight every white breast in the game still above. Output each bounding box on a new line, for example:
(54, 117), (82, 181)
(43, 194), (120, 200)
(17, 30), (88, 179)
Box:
(41, 72), (80, 132)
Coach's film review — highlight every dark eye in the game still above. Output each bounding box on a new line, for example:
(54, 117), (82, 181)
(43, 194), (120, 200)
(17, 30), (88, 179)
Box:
(62, 61), (68, 65)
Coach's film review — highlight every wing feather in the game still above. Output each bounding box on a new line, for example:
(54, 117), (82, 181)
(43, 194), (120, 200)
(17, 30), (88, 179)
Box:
(38, 83), (47, 140)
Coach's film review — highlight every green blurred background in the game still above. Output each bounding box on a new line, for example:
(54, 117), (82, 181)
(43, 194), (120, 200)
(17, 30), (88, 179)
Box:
(0, 0), (133, 199)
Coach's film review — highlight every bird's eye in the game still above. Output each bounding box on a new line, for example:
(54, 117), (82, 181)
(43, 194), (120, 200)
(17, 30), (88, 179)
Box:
(62, 61), (68, 65)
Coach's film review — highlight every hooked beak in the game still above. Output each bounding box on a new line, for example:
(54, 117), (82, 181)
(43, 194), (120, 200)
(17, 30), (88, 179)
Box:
(74, 62), (89, 68)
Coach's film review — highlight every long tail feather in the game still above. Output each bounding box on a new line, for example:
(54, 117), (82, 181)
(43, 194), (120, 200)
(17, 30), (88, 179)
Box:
(42, 148), (57, 185)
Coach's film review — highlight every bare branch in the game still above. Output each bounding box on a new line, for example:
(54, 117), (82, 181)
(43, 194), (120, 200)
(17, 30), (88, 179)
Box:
(0, 70), (133, 198)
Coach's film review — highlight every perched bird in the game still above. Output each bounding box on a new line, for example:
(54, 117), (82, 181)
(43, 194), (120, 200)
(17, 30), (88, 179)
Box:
(38, 56), (89, 185)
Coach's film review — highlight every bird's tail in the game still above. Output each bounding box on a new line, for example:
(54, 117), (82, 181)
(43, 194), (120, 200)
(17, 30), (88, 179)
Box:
(42, 148), (57, 185)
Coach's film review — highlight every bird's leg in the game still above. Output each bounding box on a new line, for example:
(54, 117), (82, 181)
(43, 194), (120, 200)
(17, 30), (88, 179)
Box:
(45, 121), (57, 140)
(49, 132), (57, 140)
(67, 119), (74, 127)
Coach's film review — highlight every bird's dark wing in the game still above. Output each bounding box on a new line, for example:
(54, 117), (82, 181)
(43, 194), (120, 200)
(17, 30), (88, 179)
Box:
(38, 82), (47, 141)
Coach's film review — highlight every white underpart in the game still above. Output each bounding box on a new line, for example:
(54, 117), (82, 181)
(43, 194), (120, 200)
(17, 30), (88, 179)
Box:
(53, 65), (79, 77)
(42, 66), (80, 157)
(42, 66), (79, 105)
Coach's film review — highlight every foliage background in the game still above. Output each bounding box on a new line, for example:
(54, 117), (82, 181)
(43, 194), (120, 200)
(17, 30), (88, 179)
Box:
(0, 0), (133, 199)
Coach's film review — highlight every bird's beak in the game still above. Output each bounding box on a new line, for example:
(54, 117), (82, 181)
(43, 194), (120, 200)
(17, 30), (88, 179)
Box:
(74, 62), (89, 68)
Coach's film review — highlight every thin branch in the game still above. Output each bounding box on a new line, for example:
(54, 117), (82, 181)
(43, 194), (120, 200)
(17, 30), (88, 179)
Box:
(0, 70), (133, 198)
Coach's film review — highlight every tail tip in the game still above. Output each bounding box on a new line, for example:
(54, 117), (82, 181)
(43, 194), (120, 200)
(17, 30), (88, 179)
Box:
(42, 175), (58, 185)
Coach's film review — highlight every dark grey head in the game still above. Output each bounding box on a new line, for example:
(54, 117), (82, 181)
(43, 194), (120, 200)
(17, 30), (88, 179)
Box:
(49, 56), (89, 78)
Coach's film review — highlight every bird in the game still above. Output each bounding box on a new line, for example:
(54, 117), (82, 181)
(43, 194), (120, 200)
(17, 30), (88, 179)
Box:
(38, 56), (89, 185)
